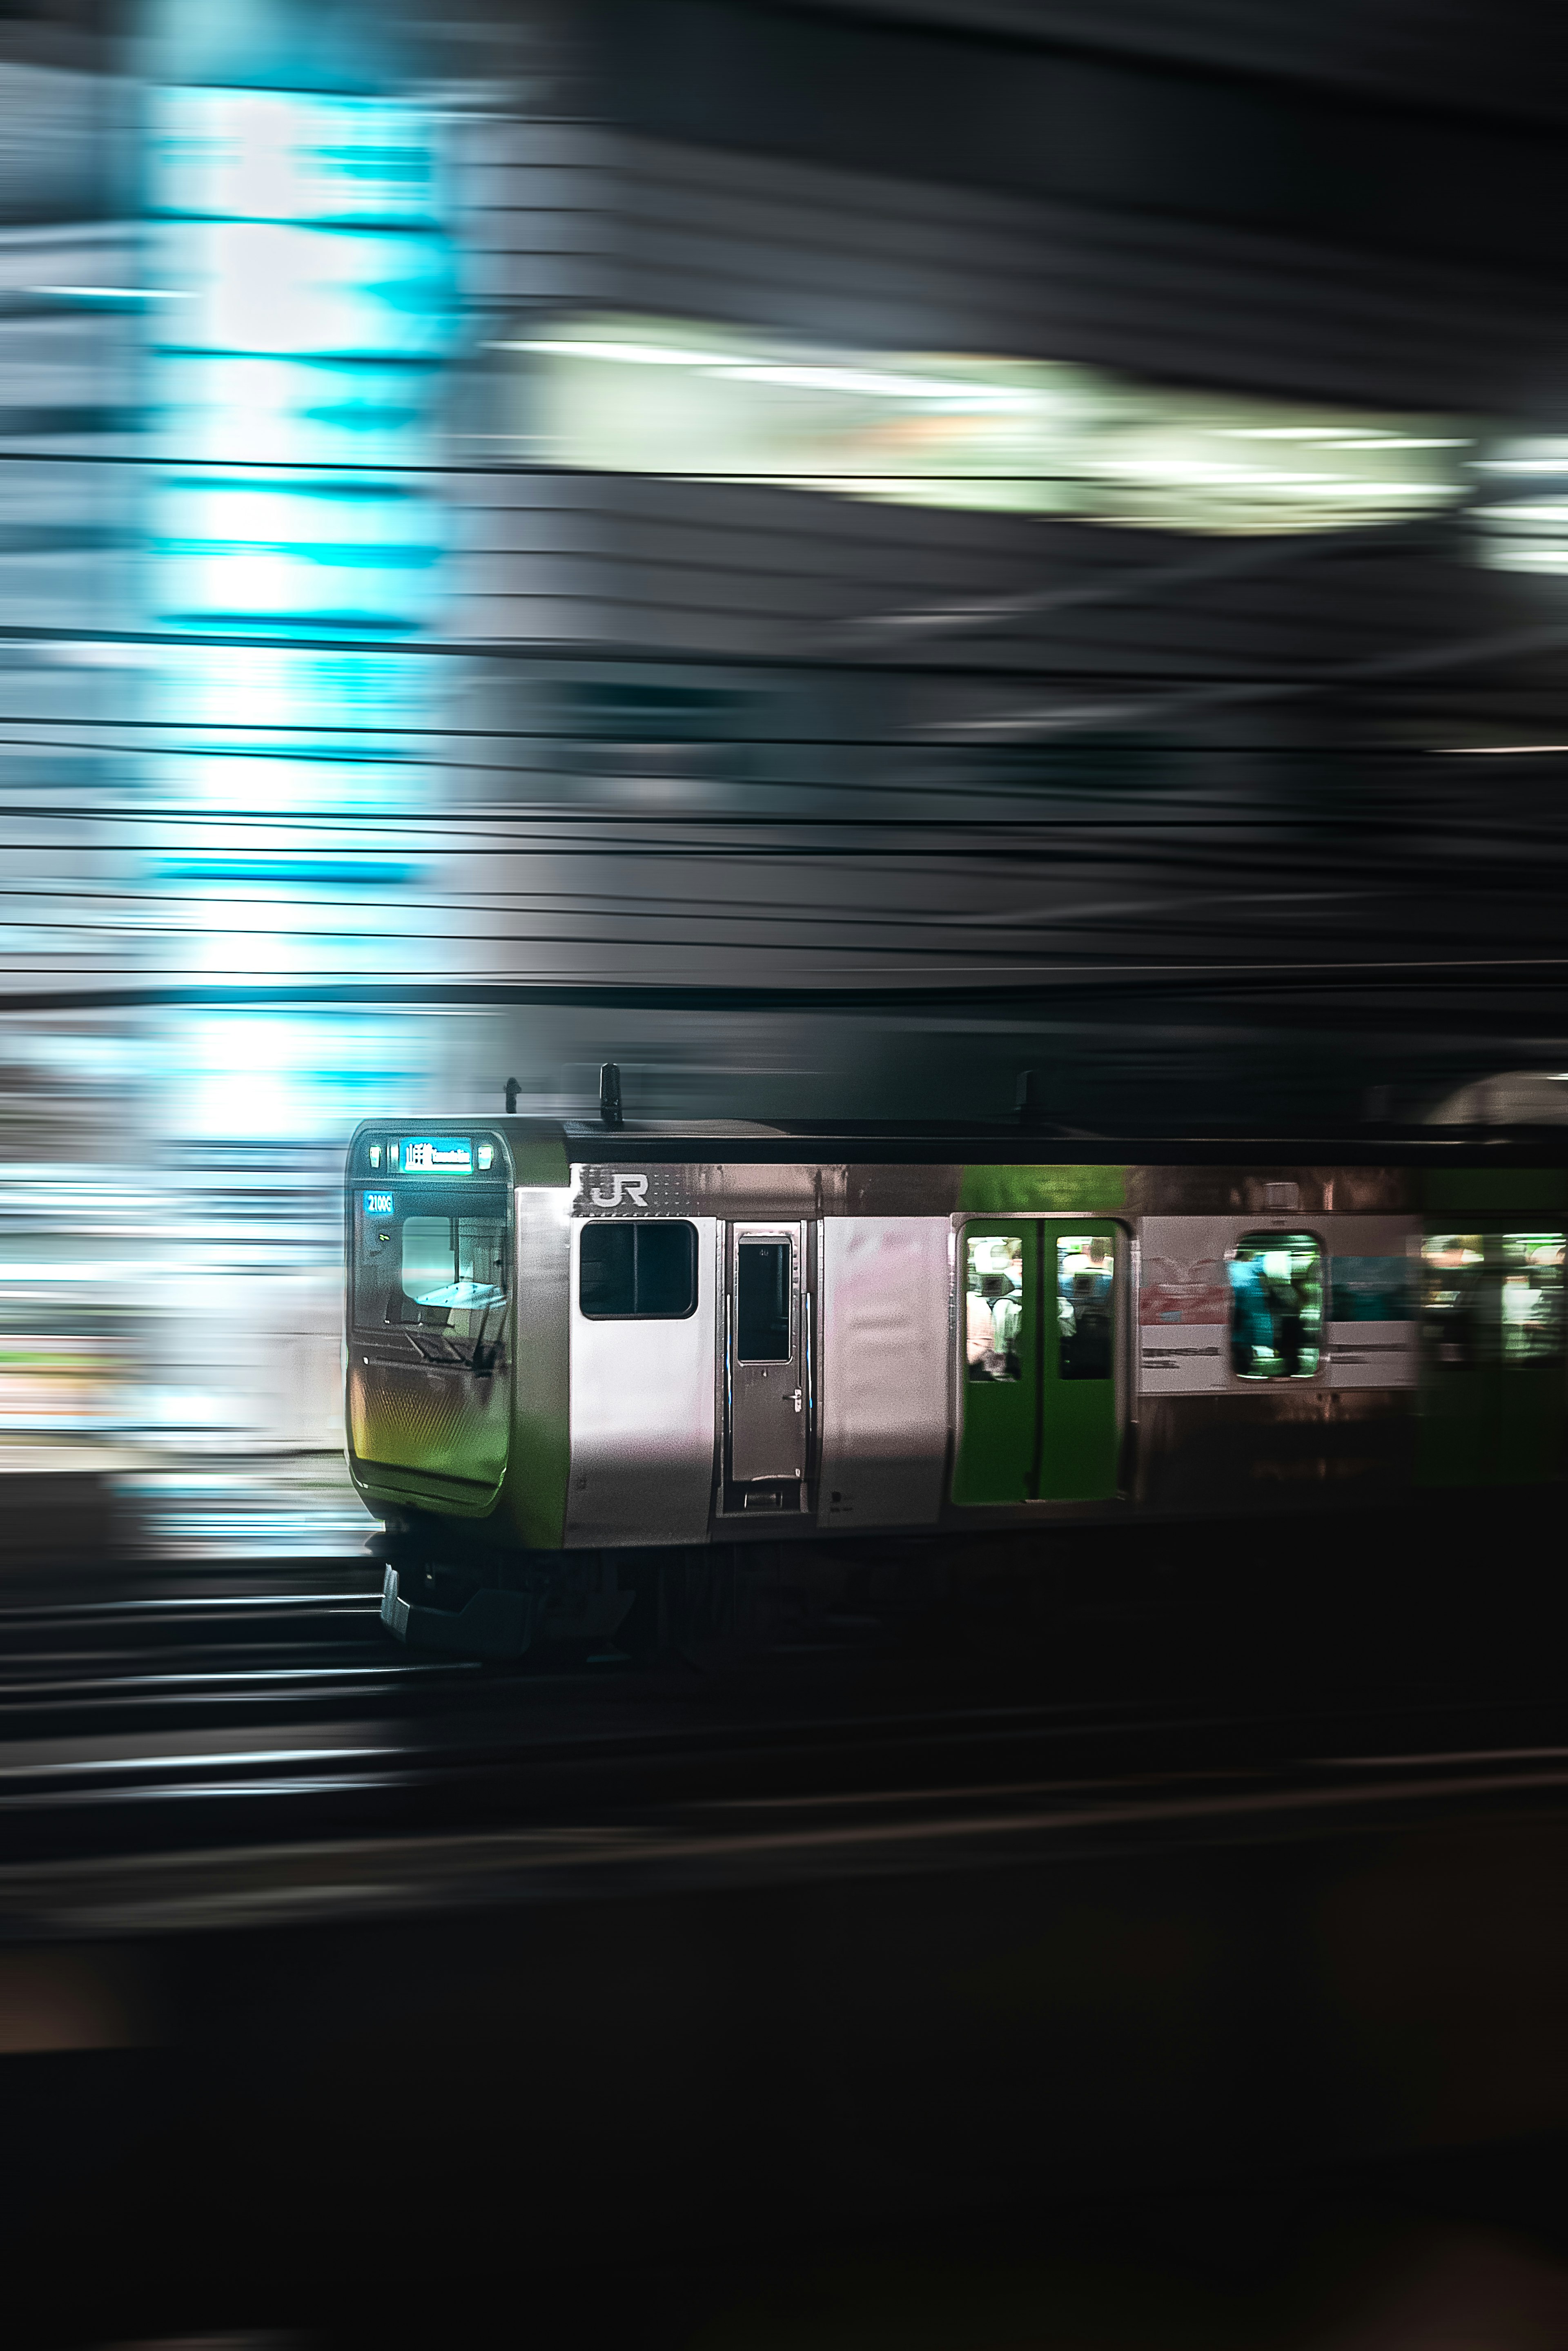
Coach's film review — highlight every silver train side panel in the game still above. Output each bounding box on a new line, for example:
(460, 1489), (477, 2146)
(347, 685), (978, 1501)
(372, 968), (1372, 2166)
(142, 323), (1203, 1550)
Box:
(818, 1217), (952, 1530)
(1137, 1215), (1245, 1398)
(563, 1213), (720, 1547)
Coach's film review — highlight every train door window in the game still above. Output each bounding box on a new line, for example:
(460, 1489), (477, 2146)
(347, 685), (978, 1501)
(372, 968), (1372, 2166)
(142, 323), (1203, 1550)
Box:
(1229, 1233), (1322, 1378)
(580, 1221), (697, 1318)
(1500, 1233), (1565, 1363)
(967, 1232), (1025, 1381)
(736, 1239), (791, 1359)
(1056, 1233), (1114, 1379)
(1421, 1233), (1486, 1365)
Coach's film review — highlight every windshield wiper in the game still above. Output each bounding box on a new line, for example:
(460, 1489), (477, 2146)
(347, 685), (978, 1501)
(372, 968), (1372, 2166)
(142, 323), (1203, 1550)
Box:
(468, 1283), (508, 1376)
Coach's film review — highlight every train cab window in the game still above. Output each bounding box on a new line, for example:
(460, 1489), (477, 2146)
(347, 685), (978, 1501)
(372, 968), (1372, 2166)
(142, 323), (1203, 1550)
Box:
(351, 1182), (511, 1385)
(580, 1220), (697, 1318)
(1229, 1233), (1322, 1379)
(396, 1213), (507, 1329)
(967, 1233), (1025, 1381)
(736, 1239), (791, 1360)
(352, 1186), (509, 1352)
(1057, 1233), (1114, 1379)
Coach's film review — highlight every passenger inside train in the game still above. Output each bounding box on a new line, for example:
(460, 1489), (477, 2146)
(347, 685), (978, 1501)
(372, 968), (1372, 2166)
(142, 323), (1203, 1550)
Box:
(1057, 1235), (1113, 1380)
(1228, 1235), (1323, 1379)
(965, 1236), (1025, 1381)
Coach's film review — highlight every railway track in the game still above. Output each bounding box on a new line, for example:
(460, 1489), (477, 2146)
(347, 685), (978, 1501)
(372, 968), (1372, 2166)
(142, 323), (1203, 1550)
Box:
(7, 1724), (1568, 1942)
(3, 1548), (1568, 1912)
(8, 1543), (1568, 2343)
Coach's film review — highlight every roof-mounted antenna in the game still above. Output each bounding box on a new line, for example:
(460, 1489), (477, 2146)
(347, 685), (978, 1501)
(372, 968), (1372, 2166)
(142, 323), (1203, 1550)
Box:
(599, 1062), (624, 1130)
(503, 1077), (520, 1113)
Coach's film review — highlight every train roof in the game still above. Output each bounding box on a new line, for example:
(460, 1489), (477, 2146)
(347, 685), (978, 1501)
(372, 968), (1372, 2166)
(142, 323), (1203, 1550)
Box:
(351, 1116), (1568, 1170)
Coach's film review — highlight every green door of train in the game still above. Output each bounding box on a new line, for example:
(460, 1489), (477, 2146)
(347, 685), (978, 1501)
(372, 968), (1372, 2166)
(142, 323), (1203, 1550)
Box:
(953, 1220), (1122, 1506)
(1417, 1227), (1566, 1487)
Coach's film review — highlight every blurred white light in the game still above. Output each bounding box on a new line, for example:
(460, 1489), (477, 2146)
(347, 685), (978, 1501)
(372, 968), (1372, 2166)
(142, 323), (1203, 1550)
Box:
(151, 85), (439, 227)
(509, 312), (1472, 534)
(38, 284), (171, 301)
(163, 222), (449, 361)
(513, 337), (728, 367)
(1476, 501), (1568, 522)
(715, 364), (1030, 406)
(1224, 426), (1376, 442)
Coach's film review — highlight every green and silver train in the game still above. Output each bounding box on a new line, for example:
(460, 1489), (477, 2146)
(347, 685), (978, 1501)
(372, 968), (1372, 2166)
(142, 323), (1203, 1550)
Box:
(345, 1115), (1566, 1654)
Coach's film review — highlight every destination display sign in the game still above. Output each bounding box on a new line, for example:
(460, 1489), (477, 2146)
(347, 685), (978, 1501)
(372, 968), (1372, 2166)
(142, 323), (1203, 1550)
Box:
(401, 1137), (472, 1173)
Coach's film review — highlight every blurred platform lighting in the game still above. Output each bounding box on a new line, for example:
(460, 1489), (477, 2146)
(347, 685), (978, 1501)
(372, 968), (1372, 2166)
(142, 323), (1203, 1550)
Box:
(502, 312), (1473, 534)
(1475, 439), (1568, 574)
(123, 72), (458, 1466)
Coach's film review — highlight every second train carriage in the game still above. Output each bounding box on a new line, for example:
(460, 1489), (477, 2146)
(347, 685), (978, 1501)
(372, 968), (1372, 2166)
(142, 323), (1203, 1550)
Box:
(345, 1117), (1567, 1652)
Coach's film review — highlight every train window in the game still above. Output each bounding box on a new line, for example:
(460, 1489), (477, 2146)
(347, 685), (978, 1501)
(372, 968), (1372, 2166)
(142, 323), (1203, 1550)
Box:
(1500, 1233), (1565, 1363)
(1421, 1233), (1486, 1365)
(580, 1221), (697, 1319)
(352, 1183), (510, 1345)
(967, 1232), (1025, 1382)
(1057, 1233), (1114, 1379)
(1332, 1255), (1414, 1322)
(736, 1239), (792, 1360)
(1424, 1232), (1566, 1365)
(1229, 1232), (1322, 1379)
(392, 1212), (508, 1335)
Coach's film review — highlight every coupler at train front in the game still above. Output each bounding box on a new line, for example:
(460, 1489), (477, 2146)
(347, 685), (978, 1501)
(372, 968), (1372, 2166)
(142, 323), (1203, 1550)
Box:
(372, 1523), (802, 1665)
(372, 1522), (656, 1662)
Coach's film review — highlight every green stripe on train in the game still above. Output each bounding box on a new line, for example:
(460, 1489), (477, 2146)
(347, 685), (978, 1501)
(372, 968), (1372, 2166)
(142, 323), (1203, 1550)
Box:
(510, 1131), (571, 1187)
(958, 1164), (1128, 1213)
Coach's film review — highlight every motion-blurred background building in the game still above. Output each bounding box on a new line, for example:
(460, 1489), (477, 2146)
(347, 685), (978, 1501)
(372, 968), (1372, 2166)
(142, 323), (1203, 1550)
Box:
(5, 0), (1568, 1488)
